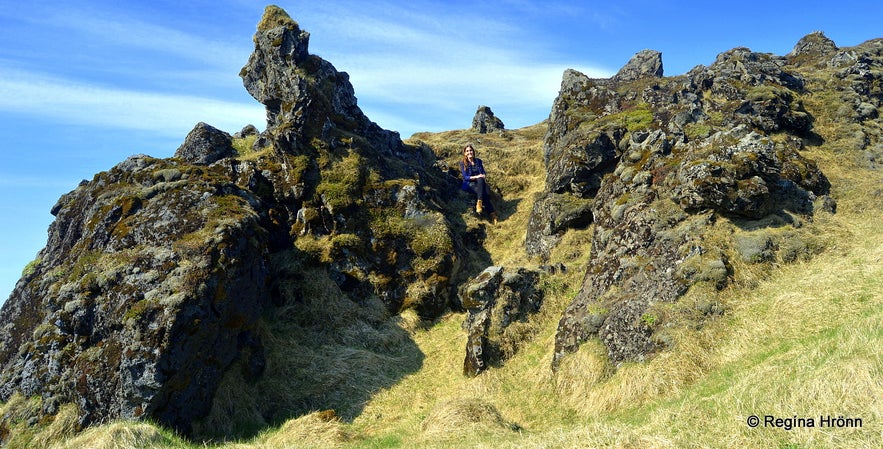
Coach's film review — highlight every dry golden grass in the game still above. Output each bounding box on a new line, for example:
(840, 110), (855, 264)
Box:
(348, 203), (881, 449)
(254, 411), (353, 449)
(408, 124), (548, 270)
(319, 123), (881, 448)
(49, 422), (177, 449)
(420, 398), (516, 436)
(8, 112), (882, 448)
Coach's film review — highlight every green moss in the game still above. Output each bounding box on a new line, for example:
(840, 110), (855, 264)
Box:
(232, 135), (259, 158)
(122, 300), (146, 321)
(63, 251), (100, 286)
(316, 152), (366, 210)
(330, 233), (364, 255)
(206, 194), (250, 222)
(372, 211), (453, 257)
(676, 251), (729, 288)
(746, 85), (791, 103)
(706, 110), (726, 126)
(598, 104), (655, 132)
(684, 123), (713, 140)
(410, 215), (453, 257)
(288, 154), (312, 179)
(31, 322), (55, 342)
(614, 192), (632, 206)
(555, 191), (595, 214)
(21, 258), (41, 277)
(586, 303), (609, 316)
(78, 272), (99, 296)
(256, 5), (298, 32)
(294, 234), (332, 263)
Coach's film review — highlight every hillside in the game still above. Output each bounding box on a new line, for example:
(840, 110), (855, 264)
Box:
(1, 6), (881, 449)
(7, 111), (879, 449)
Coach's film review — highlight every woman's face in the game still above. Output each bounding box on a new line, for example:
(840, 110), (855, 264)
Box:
(464, 146), (475, 158)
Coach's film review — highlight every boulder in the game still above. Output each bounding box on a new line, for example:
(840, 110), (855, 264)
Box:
(460, 267), (542, 376)
(708, 47), (806, 92)
(471, 105), (505, 134)
(671, 130), (830, 218)
(545, 130), (618, 196)
(613, 49), (663, 82)
(174, 122), (235, 165)
(233, 124), (260, 139)
(787, 31), (838, 64)
(524, 192), (593, 259)
(0, 156), (272, 434)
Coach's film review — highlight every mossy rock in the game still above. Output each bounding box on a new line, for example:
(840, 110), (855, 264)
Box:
(734, 232), (775, 263)
(676, 249), (730, 288)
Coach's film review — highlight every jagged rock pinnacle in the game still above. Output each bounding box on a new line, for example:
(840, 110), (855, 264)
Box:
(256, 5), (299, 33)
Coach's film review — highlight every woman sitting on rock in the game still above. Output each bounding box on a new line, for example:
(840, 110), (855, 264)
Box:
(459, 144), (497, 223)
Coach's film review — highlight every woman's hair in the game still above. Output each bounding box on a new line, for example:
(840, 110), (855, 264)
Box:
(461, 144), (475, 167)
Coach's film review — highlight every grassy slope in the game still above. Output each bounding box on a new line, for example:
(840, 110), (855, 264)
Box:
(6, 114), (883, 447)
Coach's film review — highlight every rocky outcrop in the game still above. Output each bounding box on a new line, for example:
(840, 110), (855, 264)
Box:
(233, 124), (260, 139)
(553, 127), (830, 367)
(175, 122), (236, 165)
(536, 38), (839, 368)
(613, 49), (663, 82)
(671, 128), (829, 218)
(530, 43), (827, 260)
(525, 70), (622, 258)
(0, 5), (463, 439)
(524, 192), (594, 259)
(239, 5), (462, 318)
(460, 267), (542, 376)
(0, 155), (273, 433)
(471, 105), (505, 134)
(787, 31), (838, 65)
(241, 5), (402, 156)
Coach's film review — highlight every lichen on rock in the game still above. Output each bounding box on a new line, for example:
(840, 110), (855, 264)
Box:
(539, 41), (839, 370)
(459, 266), (543, 376)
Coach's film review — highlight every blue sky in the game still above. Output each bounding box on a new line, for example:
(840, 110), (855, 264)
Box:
(0, 0), (880, 304)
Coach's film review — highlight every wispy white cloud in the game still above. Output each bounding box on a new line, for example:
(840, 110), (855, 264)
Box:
(346, 58), (604, 108)
(0, 68), (265, 136)
(343, 57), (607, 134)
(1, 1), (610, 138)
(20, 5), (253, 70)
(297, 2), (612, 133)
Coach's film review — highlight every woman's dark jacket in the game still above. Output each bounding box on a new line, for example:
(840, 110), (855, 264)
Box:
(459, 158), (486, 191)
